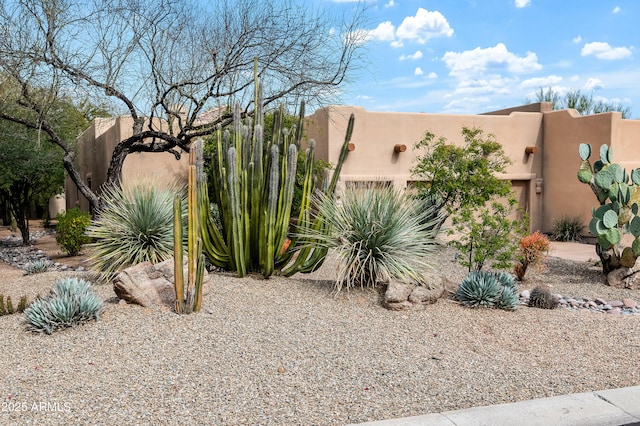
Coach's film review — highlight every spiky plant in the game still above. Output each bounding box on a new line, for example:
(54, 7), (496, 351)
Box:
(87, 181), (186, 280)
(0, 295), (6, 315)
(298, 184), (439, 293)
(24, 259), (54, 275)
(457, 270), (519, 310)
(551, 215), (583, 242)
(528, 284), (559, 309)
(24, 277), (104, 334)
(456, 271), (501, 308)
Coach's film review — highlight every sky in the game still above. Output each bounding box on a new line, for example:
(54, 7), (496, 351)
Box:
(331, 0), (640, 117)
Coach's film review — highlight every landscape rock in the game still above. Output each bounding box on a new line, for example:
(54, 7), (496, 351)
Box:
(112, 257), (209, 308)
(384, 280), (414, 304)
(408, 285), (444, 305)
(622, 298), (637, 308)
(606, 261), (640, 289)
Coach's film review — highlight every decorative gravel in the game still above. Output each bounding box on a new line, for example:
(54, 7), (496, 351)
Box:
(0, 249), (639, 425)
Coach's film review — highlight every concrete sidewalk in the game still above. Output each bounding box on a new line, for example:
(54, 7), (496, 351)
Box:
(351, 386), (640, 426)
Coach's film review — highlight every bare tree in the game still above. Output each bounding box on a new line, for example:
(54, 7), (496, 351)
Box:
(0, 0), (366, 211)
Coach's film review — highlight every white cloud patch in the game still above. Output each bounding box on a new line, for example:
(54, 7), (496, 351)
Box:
(348, 21), (396, 45)
(443, 43), (542, 79)
(384, 0), (395, 8)
(515, 0), (531, 7)
(612, 6), (621, 13)
(414, 67), (424, 76)
(399, 50), (423, 61)
(520, 75), (563, 89)
(428, 72), (438, 79)
(395, 8), (454, 44)
(573, 35), (582, 43)
(581, 41), (632, 60)
(584, 77), (604, 91)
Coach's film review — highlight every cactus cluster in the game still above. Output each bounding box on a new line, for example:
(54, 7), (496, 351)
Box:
(456, 270), (519, 310)
(23, 260), (54, 275)
(0, 294), (29, 315)
(173, 140), (205, 314)
(198, 67), (353, 278)
(578, 143), (640, 271)
(23, 277), (103, 334)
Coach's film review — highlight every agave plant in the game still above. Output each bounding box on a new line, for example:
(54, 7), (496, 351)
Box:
(23, 259), (54, 275)
(87, 180), (186, 280)
(456, 270), (519, 310)
(297, 184), (440, 293)
(24, 277), (104, 334)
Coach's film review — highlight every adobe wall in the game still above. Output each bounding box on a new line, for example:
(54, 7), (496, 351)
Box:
(66, 116), (188, 212)
(542, 110), (640, 236)
(305, 105), (545, 232)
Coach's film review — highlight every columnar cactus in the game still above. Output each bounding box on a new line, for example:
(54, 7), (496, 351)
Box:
(173, 140), (205, 314)
(578, 143), (640, 273)
(198, 75), (353, 278)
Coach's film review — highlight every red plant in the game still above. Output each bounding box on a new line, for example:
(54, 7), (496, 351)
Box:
(514, 231), (550, 280)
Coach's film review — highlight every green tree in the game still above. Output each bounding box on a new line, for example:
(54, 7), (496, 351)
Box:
(411, 127), (523, 271)
(532, 87), (632, 118)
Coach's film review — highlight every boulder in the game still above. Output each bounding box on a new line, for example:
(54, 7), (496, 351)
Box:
(113, 257), (209, 307)
(383, 278), (447, 310)
(606, 260), (640, 290)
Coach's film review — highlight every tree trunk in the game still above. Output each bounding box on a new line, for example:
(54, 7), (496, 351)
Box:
(596, 243), (621, 275)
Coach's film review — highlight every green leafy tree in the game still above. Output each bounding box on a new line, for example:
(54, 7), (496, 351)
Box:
(531, 87), (632, 118)
(411, 127), (523, 271)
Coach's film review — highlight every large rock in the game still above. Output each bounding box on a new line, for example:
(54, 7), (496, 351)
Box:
(113, 258), (209, 307)
(383, 278), (446, 311)
(606, 259), (640, 290)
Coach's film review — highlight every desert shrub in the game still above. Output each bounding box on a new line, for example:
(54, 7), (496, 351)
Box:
(551, 215), (583, 242)
(301, 184), (439, 293)
(24, 259), (54, 275)
(24, 277), (103, 334)
(456, 270), (519, 310)
(55, 208), (91, 256)
(87, 182), (185, 280)
(514, 231), (550, 280)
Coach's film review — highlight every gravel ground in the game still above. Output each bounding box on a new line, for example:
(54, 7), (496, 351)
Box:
(0, 249), (639, 425)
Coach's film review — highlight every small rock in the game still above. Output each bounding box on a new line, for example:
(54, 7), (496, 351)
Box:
(607, 307), (621, 315)
(76, 266), (85, 272)
(594, 298), (607, 305)
(118, 299), (127, 305)
(520, 290), (530, 299)
(622, 298), (638, 308)
(602, 304), (612, 310)
(608, 300), (624, 308)
(278, 366), (285, 374)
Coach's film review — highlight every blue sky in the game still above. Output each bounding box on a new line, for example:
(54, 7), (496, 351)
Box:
(331, 0), (640, 116)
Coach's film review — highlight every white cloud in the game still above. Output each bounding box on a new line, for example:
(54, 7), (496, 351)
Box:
(581, 41), (632, 60)
(443, 43), (542, 79)
(384, 0), (395, 8)
(428, 72), (438, 79)
(348, 21), (396, 44)
(515, 0), (531, 7)
(520, 75), (563, 89)
(414, 67), (424, 76)
(395, 8), (454, 44)
(399, 50), (423, 61)
(612, 6), (621, 13)
(573, 35), (582, 43)
(584, 77), (604, 91)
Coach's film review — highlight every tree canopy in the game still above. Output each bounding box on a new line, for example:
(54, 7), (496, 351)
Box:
(531, 87), (632, 118)
(0, 0), (367, 211)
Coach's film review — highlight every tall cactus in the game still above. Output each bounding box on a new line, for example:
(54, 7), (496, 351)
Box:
(199, 69), (354, 278)
(174, 140), (205, 314)
(578, 143), (640, 273)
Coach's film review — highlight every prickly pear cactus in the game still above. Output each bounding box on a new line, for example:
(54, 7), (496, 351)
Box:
(578, 143), (640, 273)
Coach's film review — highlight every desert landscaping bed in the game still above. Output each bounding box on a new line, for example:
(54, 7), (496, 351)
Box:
(0, 226), (639, 425)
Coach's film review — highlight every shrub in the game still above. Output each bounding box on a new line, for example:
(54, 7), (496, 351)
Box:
(24, 277), (103, 334)
(514, 231), (550, 280)
(299, 184), (439, 293)
(456, 270), (519, 310)
(24, 259), (54, 275)
(87, 182), (185, 280)
(551, 215), (583, 242)
(55, 208), (92, 256)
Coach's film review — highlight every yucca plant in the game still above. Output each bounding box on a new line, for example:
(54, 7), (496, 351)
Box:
(296, 184), (439, 293)
(24, 277), (104, 334)
(24, 259), (54, 275)
(456, 270), (519, 310)
(551, 215), (583, 242)
(87, 181), (186, 280)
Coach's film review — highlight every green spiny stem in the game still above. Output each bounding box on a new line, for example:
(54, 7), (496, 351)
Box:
(173, 195), (185, 314)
